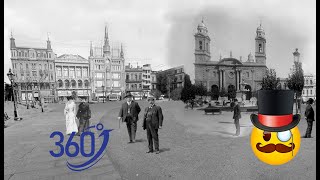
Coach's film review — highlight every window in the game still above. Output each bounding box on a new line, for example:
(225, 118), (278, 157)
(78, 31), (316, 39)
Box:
(39, 64), (42, 70)
(113, 81), (119, 87)
(70, 68), (75, 78)
(32, 71), (37, 77)
(49, 54), (51, 58)
(303, 90), (304, 95)
(63, 67), (68, 77)
(310, 80), (313, 85)
(50, 64), (52, 69)
(82, 68), (88, 77)
(45, 64), (47, 69)
(247, 72), (249, 78)
(113, 73), (120, 79)
(96, 81), (103, 87)
(199, 41), (203, 50)
(20, 63), (23, 70)
(76, 68), (81, 77)
(259, 44), (262, 52)
(306, 90), (308, 95)
(26, 64), (28, 69)
(310, 90), (312, 95)
(306, 80), (308, 85)
(57, 67), (62, 76)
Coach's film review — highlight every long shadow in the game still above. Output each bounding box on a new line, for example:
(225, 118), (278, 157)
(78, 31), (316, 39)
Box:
(218, 121), (233, 124)
(160, 148), (170, 153)
(135, 139), (147, 143)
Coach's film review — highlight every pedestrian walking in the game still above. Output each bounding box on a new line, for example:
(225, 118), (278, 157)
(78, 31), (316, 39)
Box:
(232, 99), (241, 136)
(76, 97), (91, 136)
(143, 97), (163, 154)
(302, 98), (315, 138)
(64, 96), (78, 135)
(118, 92), (141, 143)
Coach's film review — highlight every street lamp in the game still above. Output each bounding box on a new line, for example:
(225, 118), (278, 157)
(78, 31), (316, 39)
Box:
(7, 68), (22, 121)
(101, 85), (105, 103)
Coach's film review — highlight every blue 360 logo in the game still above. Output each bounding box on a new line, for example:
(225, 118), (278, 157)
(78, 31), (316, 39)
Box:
(49, 123), (112, 171)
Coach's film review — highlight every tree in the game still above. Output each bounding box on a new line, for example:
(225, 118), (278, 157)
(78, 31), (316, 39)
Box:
(287, 61), (304, 113)
(171, 87), (183, 100)
(156, 73), (168, 95)
(227, 85), (237, 100)
(219, 87), (227, 97)
(150, 89), (162, 100)
(195, 83), (207, 98)
(181, 85), (196, 103)
(211, 86), (219, 100)
(184, 74), (192, 89)
(260, 68), (281, 90)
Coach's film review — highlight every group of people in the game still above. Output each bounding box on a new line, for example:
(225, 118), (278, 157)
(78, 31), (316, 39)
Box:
(64, 96), (91, 136)
(118, 92), (163, 154)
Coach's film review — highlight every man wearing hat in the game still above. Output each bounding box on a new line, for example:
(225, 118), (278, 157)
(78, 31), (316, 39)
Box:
(303, 98), (315, 138)
(118, 92), (141, 143)
(233, 98), (241, 136)
(142, 97), (163, 154)
(251, 90), (300, 133)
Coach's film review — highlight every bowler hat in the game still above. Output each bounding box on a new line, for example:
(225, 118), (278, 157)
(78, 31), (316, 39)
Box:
(250, 90), (300, 132)
(148, 97), (155, 101)
(307, 98), (314, 104)
(124, 92), (133, 98)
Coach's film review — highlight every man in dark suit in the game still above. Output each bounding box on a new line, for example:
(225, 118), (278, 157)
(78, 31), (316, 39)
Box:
(118, 92), (141, 143)
(233, 98), (241, 136)
(143, 97), (163, 154)
(303, 98), (315, 138)
(76, 98), (91, 135)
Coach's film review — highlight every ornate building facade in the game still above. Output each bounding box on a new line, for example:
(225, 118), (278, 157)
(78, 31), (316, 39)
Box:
(9, 34), (56, 103)
(194, 20), (267, 100)
(55, 54), (90, 101)
(88, 27), (126, 100)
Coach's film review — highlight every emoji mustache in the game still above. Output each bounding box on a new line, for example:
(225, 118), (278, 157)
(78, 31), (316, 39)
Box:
(256, 143), (295, 153)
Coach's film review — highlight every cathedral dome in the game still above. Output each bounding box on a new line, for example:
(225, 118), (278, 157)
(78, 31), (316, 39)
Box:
(256, 24), (264, 33)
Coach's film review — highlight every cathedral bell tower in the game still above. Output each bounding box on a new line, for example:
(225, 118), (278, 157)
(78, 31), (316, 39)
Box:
(255, 23), (266, 64)
(194, 19), (211, 63)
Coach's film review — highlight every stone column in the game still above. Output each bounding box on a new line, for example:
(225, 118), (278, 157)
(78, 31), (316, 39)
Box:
(219, 70), (222, 90)
(222, 70), (225, 90)
(235, 69), (238, 91)
(251, 69), (255, 91)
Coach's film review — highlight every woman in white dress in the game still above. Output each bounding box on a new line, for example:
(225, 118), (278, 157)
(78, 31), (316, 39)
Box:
(64, 96), (78, 135)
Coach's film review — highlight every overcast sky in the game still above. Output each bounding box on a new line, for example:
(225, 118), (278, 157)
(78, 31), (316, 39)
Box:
(4, 0), (316, 83)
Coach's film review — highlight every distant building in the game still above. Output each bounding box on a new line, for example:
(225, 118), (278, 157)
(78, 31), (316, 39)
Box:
(9, 34), (56, 103)
(125, 63), (143, 99)
(193, 19), (267, 100)
(157, 65), (185, 91)
(302, 74), (316, 101)
(88, 26), (126, 100)
(151, 70), (157, 90)
(55, 54), (90, 101)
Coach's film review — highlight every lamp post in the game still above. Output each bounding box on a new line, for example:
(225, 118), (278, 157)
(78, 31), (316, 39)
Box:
(102, 85), (105, 103)
(7, 68), (21, 121)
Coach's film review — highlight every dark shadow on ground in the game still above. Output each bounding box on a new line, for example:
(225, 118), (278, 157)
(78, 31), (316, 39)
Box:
(218, 121), (233, 124)
(135, 139), (147, 143)
(160, 148), (170, 153)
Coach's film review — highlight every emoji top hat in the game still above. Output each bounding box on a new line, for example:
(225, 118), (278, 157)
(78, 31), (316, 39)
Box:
(251, 90), (300, 132)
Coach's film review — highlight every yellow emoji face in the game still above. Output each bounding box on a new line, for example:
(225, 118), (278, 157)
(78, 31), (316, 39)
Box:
(250, 126), (301, 165)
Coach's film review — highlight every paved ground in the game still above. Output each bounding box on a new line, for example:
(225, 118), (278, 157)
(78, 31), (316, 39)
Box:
(4, 101), (316, 180)
(4, 102), (121, 180)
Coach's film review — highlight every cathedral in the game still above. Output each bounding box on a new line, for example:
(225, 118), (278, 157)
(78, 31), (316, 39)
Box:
(194, 20), (267, 100)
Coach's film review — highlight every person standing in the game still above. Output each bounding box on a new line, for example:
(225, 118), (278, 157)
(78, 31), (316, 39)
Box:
(303, 98), (315, 138)
(64, 96), (78, 135)
(118, 92), (141, 143)
(143, 97), (163, 154)
(232, 98), (241, 136)
(76, 97), (91, 135)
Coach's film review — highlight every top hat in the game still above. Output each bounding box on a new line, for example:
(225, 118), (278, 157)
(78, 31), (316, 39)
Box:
(250, 90), (300, 132)
(307, 98), (314, 104)
(124, 92), (133, 98)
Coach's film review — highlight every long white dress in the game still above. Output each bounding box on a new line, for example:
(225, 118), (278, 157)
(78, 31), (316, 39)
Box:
(64, 101), (78, 134)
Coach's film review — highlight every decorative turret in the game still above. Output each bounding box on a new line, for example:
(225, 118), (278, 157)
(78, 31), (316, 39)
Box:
(47, 34), (52, 50)
(10, 31), (16, 50)
(103, 26), (111, 57)
(255, 22), (266, 65)
(90, 41), (93, 57)
(120, 43), (124, 58)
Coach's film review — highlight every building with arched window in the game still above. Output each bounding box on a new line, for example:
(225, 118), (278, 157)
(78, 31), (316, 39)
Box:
(9, 35), (56, 103)
(55, 54), (90, 101)
(194, 19), (267, 100)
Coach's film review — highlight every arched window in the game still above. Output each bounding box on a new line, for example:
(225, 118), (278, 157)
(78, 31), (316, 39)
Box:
(199, 41), (203, 50)
(259, 44), (262, 52)
(64, 80), (70, 89)
(84, 80), (89, 88)
(71, 80), (76, 88)
(78, 80), (83, 88)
